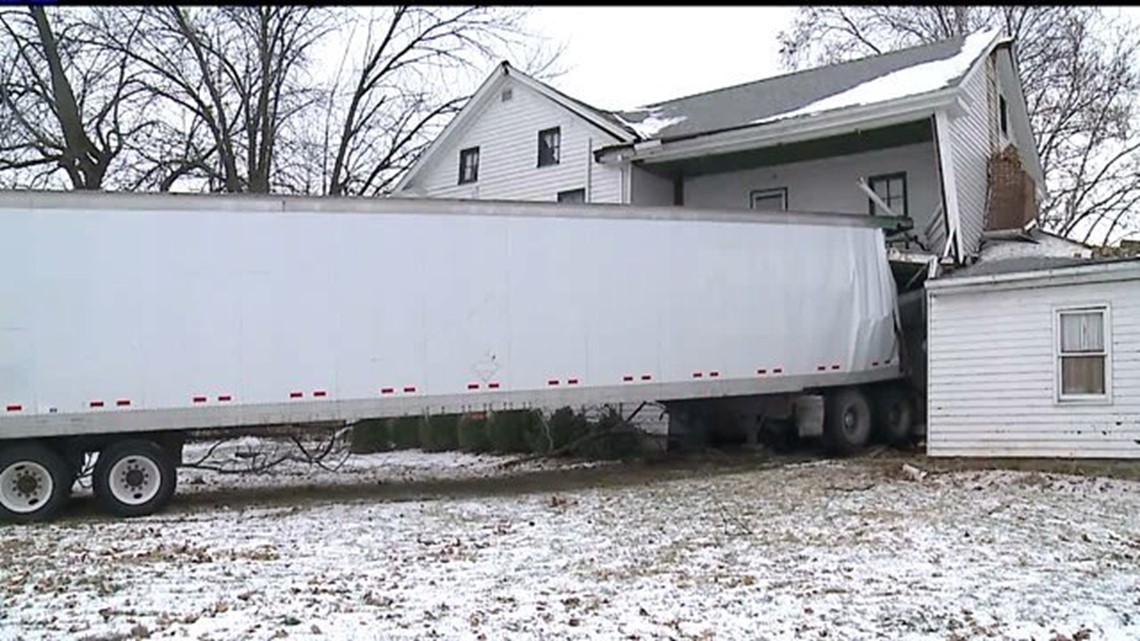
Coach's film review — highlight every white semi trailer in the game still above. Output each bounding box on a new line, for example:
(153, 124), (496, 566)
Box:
(0, 191), (915, 523)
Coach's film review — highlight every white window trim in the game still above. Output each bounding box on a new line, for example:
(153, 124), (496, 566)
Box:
(750, 187), (788, 211)
(1053, 304), (1113, 405)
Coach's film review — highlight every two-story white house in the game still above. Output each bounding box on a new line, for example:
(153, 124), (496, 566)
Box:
(393, 28), (1046, 269)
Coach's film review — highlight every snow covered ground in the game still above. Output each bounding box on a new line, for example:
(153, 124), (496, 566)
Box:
(3, 452), (1139, 641)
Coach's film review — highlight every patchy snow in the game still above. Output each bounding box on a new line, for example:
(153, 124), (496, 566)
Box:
(612, 107), (687, 139)
(4, 459), (1140, 640)
(70, 436), (604, 497)
(752, 28), (1001, 126)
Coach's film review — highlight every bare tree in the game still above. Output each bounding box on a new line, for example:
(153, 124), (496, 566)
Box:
(0, 6), (150, 190)
(778, 6), (1140, 245)
(316, 6), (564, 197)
(101, 6), (339, 193)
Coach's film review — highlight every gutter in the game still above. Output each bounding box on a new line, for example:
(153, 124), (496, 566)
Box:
(595, 87), (960, 165)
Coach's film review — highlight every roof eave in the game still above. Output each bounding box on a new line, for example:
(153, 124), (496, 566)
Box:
(596, 87), (959, 165)
(392, 62), (511, 193)
(509, 71), (638, 144)
(926, 258), (1140, 293)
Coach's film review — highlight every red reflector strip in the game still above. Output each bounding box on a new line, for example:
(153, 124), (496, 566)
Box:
(831, 364), (840, 370)
(623, 375), (634, 382)
(289, 391), (303, 398)
(313, 390), (327, 398)
(567, 378), (579, 385)
(218, 394), (233, 402)
(193, 396), (208, 403)
(757, 369), (768, 375)
(709, 371), (720, 378)
(641, 374), (652, 381)
(467, 383), (480, 390)
(90, 400), (104, 408)
(488, 382), (500, 389)
(116, 399), (131, 407)
(5, 404), (21, 412)
(381, 387), (395, 395)
(692, 372), (703, 378)
(403, 386), (416, 393)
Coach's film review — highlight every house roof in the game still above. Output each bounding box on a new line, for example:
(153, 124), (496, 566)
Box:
(927, 255), (1140, 292)
(604, 28), (1001, 142)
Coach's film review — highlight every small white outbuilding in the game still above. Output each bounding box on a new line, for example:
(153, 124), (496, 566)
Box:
(926, 257), (1140, 458)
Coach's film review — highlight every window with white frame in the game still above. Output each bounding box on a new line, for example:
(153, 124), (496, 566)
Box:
(867, 172), (907, 217)
(1056, 306), (1110, 401)
(750, 187), (788, 211)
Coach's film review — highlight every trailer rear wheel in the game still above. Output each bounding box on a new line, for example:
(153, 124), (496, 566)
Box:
(823, 387), (872, 456)
(0, 443), (71, 523)
(874, 385), (915, 445)
(93, 439), (177, 518)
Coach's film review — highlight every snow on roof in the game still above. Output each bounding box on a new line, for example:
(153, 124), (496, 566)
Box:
(752, 28), (1000, 126)
(610, 107), (688, 139)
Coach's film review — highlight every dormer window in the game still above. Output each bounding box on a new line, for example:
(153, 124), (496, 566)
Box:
(538, 127), (561, 167)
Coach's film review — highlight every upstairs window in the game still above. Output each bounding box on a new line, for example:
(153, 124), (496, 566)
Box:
(1056, 307), (1111, 402)
(750, 187), (788, 211)
(538, 127), (561, 167)
(459, 146), (479, 185)
(557, 188), (585, 204)
(867, 172), (908, 217)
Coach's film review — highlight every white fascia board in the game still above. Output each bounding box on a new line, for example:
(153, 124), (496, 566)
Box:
(510, 72), (637, 144)
(597, 88), (958, 165)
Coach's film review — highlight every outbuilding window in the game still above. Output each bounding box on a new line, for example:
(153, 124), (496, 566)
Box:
(1056, 306), (1111, 402)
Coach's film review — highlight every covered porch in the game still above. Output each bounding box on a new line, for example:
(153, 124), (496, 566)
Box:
(620, 119), (951, 262)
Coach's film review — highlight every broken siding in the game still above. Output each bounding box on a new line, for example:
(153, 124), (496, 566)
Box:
(927, 277), (1140, 458)
(410, 78), (624, 203)
(949, 53), (997, 259)
(681, 144), (945, 251)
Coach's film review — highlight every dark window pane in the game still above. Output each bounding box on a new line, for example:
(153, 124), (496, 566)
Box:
(538, 127), (561, 167)
(1061, 355), (1106, 395)
(557, 188), (585, 203)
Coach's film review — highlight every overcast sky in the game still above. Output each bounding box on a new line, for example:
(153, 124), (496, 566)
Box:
(524, 6), (797, 110)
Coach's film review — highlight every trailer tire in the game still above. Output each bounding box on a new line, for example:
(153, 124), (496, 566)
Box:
(0, 443), (71, 523)
(823, 387), (872, 456)
(874, 385), (915, 445)
(93, 439), (177, 518)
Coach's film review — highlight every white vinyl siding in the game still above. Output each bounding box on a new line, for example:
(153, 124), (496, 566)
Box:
(407, 78), (623, 203)
(948, 52), (998, 260)
(927, 274), (1140, 459)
